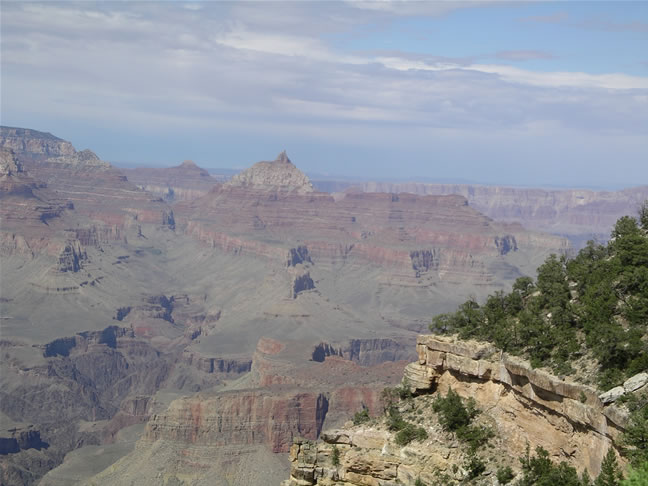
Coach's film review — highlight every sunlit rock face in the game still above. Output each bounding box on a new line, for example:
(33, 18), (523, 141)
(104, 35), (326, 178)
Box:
(282, 335), (639, 486)
(226, 151), (314, 194)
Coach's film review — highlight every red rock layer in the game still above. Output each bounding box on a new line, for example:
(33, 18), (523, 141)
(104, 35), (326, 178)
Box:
(357, 181), (648, 242)
(121, 160), (220, 202)
(144, 388), (328, 453)
(176, 184), (567, 282)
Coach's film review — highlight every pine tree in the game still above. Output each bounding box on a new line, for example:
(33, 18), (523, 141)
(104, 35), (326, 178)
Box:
(595, 449), (623, 486)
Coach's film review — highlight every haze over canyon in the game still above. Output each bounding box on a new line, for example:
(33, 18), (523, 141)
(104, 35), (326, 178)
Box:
(0, 126), (646, 485)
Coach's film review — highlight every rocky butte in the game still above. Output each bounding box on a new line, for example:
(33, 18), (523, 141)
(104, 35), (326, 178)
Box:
(1, 126), (573, 485)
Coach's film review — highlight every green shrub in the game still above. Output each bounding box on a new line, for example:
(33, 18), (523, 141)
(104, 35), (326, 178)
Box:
(464, 453), (486, 480)
(622, 394), (648, 466)
(621, 462), (648, 486)
(394, 423), (428, 446)
(595, 449), (623, 486)
(432, 387), (477, 432)
(456, 425), (494, 454)
(386, 405), (407, 432)
(518, 445), (589, 486)
(353, 408), (370, 425)
(331, 445), (340, 467)
(381, 386), (400, 412)
(497, 465), (515, 484)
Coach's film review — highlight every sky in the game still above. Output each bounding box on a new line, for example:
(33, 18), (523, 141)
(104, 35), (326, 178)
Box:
(1, 1), (647, 189)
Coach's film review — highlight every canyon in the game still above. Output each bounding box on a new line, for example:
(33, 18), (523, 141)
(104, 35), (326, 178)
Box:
(111, 148), (647, 251)
(347, 182), (648, 249)
(0, 126), (641, 485)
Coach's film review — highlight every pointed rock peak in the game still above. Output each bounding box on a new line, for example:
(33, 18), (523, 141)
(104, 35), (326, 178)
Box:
(176, 159), (210, 176)
(275, 150), (292, 164)
(225, 152), (314, 194)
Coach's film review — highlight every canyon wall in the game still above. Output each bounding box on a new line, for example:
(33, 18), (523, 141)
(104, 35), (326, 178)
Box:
(283, 334), (643, 486)
(354, 182), (648, 247)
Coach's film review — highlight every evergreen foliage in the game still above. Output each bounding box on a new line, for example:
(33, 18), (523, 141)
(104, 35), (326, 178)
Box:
(432, 387), (493, 453)
(518, 445), (592, 486)
(432, 387), (477, 431)
(464, 453), (486, 479)
(622, 393), (648, 466)
(353, 408), (370, 425)
(497, 465), (515, 484)
(394, 422), (428, 446)
(595, 449), (623, 486)
(429, 208), (648, 389)
(621, 462), (648, 486)
(331, 445), (340, 467)
(384, 404), (427, 445)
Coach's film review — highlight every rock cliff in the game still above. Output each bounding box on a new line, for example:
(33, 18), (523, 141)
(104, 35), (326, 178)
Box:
(1, 126), (174, 233)
(282, 334), (643, 486)
(176, 154), (568, 290)
(0, 126), (76, 159)
(354, 182), (648, 248)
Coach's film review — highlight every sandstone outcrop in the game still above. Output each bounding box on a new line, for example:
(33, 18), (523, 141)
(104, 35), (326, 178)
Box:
(404, 335), (634, 473)
(283, 334), (640, 486)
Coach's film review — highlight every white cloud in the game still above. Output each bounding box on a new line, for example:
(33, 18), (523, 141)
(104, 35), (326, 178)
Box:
(1, 0), (647, 182)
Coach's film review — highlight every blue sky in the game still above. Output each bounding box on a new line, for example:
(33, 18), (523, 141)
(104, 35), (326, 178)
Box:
(1, 1), (647, 188)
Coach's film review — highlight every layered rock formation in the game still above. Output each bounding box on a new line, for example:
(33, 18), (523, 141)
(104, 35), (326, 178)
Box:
(283, 334), (640, 486)
(0, 148), (72, 228)
(352, 182), (648, 248)
(226, 151), (314, 194)
(177, 153), (568, 290)
(121, 160), (220, 202)
(76, 335), (410, 485)
(0, 129), (595, 486)
(0, 126), (174, 232)
(404, 335), (628, 473)
(0, 126), (76, 159)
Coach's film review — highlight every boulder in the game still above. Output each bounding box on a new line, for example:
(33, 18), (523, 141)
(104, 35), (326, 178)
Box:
(623, 372), (648, 393)
(599, 386), (625, 405)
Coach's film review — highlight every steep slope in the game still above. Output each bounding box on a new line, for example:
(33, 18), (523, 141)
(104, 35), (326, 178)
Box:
(0, 126), (175, 232)
(283, 335), (645, 486)
(0, 148), (72, 231)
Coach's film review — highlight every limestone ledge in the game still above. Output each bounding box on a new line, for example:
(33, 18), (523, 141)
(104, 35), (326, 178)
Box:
(405, 335), (630, 436)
